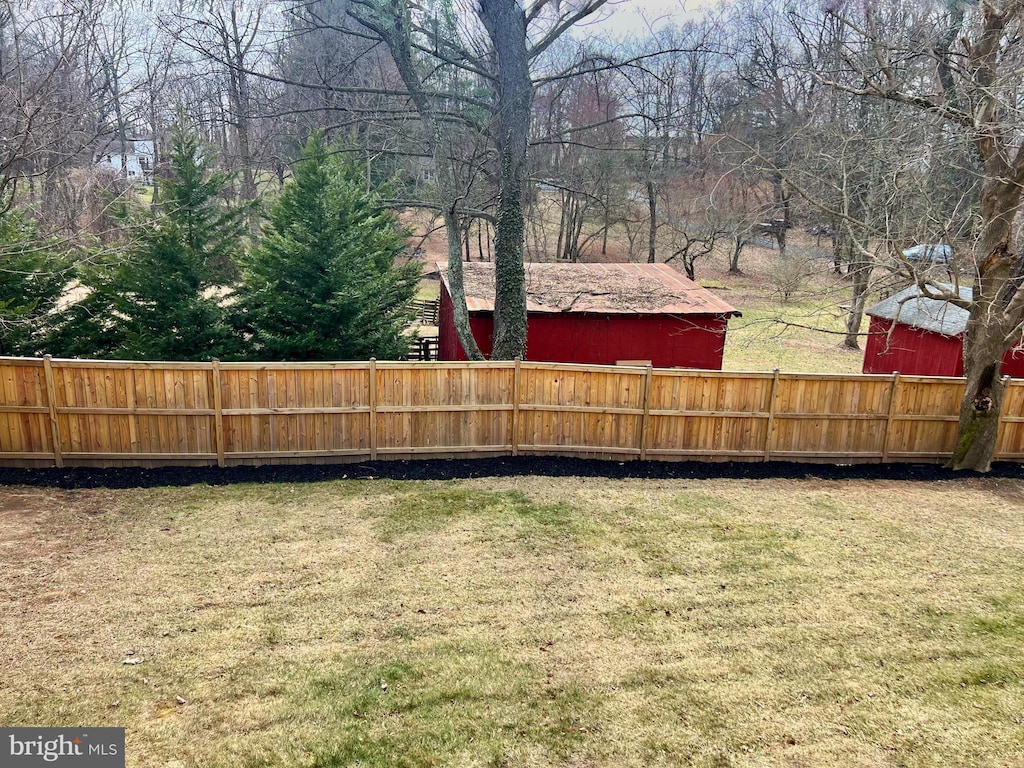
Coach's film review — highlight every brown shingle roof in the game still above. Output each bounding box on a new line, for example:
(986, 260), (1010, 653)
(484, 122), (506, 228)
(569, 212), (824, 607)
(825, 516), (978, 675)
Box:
(437, 262), (739, 316)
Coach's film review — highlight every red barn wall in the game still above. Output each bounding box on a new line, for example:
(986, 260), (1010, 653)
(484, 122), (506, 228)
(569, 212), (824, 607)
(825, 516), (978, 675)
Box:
(439, 282), (729, 369)
(438, 283), (460, 360)
(862, 317), (1024, 378)
(437, 283), (495, 361)
(862, 317), (964, 376)
(1002, 346), (1024, 378)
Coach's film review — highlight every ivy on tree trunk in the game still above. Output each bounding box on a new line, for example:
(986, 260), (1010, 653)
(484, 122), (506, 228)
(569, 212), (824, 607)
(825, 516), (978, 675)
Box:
(479, 0), (530, 360)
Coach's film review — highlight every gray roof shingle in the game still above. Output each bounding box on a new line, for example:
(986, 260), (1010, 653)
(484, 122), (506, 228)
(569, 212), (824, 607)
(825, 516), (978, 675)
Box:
(865, 283), (971, 337)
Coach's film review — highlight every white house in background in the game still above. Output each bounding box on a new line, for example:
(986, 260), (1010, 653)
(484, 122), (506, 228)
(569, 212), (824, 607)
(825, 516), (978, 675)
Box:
(95, 138), (155, 183)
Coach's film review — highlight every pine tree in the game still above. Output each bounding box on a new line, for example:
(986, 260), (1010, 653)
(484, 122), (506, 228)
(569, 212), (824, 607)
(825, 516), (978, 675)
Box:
(237, 136), (419, 361)
(52, 129), (245, 360)
(0, 210), (68, 356)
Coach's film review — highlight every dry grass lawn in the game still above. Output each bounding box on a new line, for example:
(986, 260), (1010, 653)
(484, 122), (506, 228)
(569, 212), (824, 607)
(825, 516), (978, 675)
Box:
(2, 476), (1023, 767)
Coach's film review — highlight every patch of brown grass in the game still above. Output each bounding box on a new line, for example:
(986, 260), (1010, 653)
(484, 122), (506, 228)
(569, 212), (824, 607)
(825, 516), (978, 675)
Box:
(3, 477), (1023, 767)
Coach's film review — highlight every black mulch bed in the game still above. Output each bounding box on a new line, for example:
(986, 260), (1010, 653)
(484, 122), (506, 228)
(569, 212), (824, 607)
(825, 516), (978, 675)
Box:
(0, 457), (1020, 489)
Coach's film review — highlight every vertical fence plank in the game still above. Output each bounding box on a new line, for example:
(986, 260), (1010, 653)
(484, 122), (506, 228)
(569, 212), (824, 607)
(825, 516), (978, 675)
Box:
(763, 369), (779, 461)
(995, 374), (1012, 454)
(368, 359), (378, 460)
(512, 359), (521, 457)
(212, 359), (226, 467)
(639, 364), (653, 461)
(881, 372), (900, 462)
(42, 356), (63, 468)
(125, 367), (140, 455)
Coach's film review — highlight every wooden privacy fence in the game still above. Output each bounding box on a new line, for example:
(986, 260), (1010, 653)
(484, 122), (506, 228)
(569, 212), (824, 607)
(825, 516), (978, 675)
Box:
(1, 356), (1024, 468)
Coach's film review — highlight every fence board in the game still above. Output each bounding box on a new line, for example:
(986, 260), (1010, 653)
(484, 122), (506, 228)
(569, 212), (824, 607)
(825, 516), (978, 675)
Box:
(0, 360), (53, 459)
(645, 371), (773, 458)
(0, 357), (1015, 467)
(769, 375), (891, 458)
(887, 377), (964, 459)
(217, 365), (371, 461)
(377, 365), (512, 452)
(996, 381), (1024, 459)
(518, 366), (644, 453)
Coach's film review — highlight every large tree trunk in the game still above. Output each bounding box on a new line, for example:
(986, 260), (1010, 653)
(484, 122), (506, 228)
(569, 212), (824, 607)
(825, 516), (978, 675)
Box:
(945, 2), (1021, 471)
(949, 230), (1017, 471)
(951, 333), (1006, 472)
(844, 250), (872, 350)
(729, 235), (744, 274)
(479, 0), (530, 360)
(950, 197), (1019, 469)
(443, 210), (484, 360)
(949, 19), (1023, 473)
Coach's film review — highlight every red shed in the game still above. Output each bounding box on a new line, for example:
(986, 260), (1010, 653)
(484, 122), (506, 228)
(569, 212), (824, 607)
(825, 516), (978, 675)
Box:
(863, 284), (1024, 377)
(437, 262), (740, 368)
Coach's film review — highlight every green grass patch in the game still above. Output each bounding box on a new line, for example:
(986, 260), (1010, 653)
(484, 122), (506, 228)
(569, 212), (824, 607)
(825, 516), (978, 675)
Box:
(723, 298), (861, 374)
(283, 642), (595, 767)
(378, 486), (587, 548)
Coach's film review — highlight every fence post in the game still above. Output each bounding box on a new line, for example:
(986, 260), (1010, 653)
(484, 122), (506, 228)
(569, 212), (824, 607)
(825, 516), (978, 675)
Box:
(994, 374), (1012, 460)
(763, 369), (780, 461)
(368, 358), (378, 461)
(211, 359), (226, 468)
(639, 364), (653, 461)
(512, 359), (521, 457)
(42, 355), (63, 468)
(881, 372), (900, 463)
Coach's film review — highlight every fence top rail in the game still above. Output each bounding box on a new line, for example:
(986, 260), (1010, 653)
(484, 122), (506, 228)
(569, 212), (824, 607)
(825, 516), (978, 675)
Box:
(217, 361), (369, 371)
(0, 356), (1012, 387)
(650, 368), (776, 380)
(518, 360), (648, 374)
(374, 360), (515, 370)
(36, 358), (214, 370)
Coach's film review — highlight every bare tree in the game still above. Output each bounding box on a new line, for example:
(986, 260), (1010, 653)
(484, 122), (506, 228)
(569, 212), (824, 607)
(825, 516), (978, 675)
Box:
(0, 0), (144, 237)
(530, 57), (625, 261)
(660, 180), (725, 280)
(332, 0), (609, 359)
(799, 0), (1024, 471)
(718, 0), (818, 256)
(165, 0), (278, 202)
(612, 20), (727, 265)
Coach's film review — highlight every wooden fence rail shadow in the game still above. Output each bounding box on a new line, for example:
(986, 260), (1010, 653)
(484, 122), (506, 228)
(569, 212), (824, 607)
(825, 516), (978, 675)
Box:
(0, 356), (1020, 468)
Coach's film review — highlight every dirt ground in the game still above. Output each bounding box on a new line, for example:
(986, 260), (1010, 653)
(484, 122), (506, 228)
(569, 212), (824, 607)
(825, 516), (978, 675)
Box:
(0, 455), (1020, 492)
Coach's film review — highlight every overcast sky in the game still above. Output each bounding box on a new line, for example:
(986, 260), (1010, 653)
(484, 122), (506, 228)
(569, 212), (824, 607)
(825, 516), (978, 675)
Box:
(579, 0), (717, 39)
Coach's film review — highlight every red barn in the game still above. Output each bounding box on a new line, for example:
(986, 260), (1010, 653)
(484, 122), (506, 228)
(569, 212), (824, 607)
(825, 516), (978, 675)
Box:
(437, 262), (740, 368)
(863, 284), (1024, 377)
